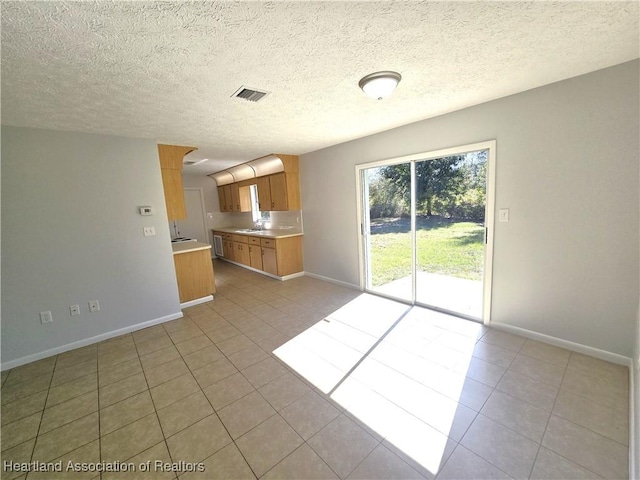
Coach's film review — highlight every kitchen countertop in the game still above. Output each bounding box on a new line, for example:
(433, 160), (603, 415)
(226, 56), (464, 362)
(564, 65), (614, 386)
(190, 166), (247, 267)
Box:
(212, 227), (303, 239)
(172, 241), (212, 255)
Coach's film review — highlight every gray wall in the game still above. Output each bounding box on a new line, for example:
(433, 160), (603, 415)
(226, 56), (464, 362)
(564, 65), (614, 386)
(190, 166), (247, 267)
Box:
(300, 60), (639, 357)
(1, 127), (182, 366)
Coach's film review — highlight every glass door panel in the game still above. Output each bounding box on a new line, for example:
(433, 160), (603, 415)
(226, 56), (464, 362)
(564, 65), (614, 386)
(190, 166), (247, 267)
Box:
(363, 164), (412, 302)
(414, 151), (487, 319)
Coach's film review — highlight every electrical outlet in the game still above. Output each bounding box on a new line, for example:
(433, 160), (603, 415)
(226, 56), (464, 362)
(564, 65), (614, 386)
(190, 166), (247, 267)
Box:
(70, 304), (80, 316)
(40, 311), (53, 324)
(88, 300), (100, 312)
(143, 226), (156, 237)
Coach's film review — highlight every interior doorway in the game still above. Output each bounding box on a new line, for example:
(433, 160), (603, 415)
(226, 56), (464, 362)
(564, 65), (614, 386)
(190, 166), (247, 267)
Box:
(357, 141), (496, 322)
(171, 188), (209, 244)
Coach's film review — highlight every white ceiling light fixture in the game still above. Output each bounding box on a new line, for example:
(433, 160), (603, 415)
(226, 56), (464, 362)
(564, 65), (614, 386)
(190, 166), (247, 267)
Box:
(359, 71), (402, 100)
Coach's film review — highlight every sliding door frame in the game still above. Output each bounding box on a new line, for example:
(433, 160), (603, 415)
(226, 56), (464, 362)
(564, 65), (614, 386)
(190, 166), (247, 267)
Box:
(355, 140), (497, 325)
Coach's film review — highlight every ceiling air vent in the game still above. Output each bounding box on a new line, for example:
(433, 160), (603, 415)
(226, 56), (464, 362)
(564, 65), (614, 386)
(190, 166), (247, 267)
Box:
(183, 158), (207, 166)
(231, 86), (269, 103)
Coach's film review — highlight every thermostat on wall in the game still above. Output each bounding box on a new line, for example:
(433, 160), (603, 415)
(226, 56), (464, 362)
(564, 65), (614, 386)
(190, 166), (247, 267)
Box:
(139, 206), (154, 216)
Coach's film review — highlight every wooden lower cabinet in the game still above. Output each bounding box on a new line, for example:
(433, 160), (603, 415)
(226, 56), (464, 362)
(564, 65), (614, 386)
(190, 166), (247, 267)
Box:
(234, 242), (250, 266)
(261, 247), (277, 275)
(223, 240), (234, 261)
(260, 236), (303, 276)
(248, 237), (263, 269)
(173, 248), (215, 303)
(214, 231), (303, 277)
(233, 235), (251, 266)
(248, 244), (263, 269)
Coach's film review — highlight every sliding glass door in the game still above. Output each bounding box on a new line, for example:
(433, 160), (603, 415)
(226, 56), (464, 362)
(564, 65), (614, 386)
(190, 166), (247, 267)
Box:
(362, 164), (413, 302)
(359, 143), (494, 321)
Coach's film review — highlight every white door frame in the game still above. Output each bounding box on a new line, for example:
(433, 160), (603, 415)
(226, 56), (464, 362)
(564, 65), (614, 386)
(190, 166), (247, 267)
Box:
(354, 140), (497, 325)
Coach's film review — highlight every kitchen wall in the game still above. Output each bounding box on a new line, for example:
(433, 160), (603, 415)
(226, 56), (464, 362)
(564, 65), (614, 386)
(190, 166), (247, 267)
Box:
(1, 127), (182, 368)
(300, 60), (639, 358)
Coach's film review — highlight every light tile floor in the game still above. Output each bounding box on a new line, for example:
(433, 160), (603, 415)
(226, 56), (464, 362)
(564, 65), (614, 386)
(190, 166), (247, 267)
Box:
(1, 260), (630, 479)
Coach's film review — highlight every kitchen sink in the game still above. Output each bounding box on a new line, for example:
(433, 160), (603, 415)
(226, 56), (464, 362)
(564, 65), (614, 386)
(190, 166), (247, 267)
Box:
(235, 228), (262, 233)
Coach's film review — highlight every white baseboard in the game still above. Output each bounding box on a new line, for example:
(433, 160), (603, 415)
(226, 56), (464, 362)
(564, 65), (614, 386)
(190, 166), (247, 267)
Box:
(304, 272), (360, 290)
(1, 312), (184, 371)
(490, 322), (633, 367)
(280, 272), (304, 281)
(217, 257), (303, 281)
(180, 295), (214, 309)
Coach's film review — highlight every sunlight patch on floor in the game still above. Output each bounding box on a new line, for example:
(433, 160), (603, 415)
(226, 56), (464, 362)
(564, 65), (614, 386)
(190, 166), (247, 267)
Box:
(273, 294), (487, 476)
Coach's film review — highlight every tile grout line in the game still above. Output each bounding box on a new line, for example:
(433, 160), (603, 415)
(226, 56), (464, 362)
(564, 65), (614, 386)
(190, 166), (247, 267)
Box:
(136, 328), (178, 478)
(526, 349), (570, 479)
(28, 355), (59, 463)
(96, 348), (102, 469)
(169, 310), (260, 479)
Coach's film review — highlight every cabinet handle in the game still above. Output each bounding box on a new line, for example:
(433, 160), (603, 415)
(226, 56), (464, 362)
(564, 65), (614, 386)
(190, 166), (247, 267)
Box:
(271, 202), (275, 208)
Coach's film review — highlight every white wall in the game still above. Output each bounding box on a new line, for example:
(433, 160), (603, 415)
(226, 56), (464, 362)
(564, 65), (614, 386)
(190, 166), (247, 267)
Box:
(1, 127), (182, 367)
(300, 60), (639, 358)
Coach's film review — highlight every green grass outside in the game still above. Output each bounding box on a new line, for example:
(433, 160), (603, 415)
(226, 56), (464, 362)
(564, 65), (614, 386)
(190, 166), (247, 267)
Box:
(370, 217), (484, 286)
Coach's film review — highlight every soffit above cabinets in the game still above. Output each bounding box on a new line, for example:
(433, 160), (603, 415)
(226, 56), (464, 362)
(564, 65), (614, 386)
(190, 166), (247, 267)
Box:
(209, 154), (286, 186)
(226, 164), (255, 182)
(248, 155), (284, 177)
(209, 171), (235, 186)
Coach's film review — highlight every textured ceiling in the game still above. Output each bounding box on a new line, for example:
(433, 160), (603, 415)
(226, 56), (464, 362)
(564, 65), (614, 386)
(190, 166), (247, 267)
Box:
(2, 1), (638, 174)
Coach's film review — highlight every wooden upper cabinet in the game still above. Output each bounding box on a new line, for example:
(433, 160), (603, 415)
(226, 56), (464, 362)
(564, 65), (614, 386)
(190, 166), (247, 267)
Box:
(229, 183), (240, 212)
(158, 144), (197, 220)
(255, 176), (272, 212)
(269, 172), (301, 211)
(211, 154), (301, 213)
(222, 185), (232, 212)
(217, 186), (227, 212)
(238, 185), (252, 212)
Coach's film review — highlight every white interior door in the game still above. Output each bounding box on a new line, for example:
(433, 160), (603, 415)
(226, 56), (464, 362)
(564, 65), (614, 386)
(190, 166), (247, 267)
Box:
(172, 188), (208, 244)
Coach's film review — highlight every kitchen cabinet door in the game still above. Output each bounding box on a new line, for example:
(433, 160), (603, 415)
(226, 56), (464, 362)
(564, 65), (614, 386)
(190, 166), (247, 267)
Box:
(248, 245), (263, 270)
(238, 185), (252, 212)
(222, 185), (232, 212)
(224, 239), (235, 261)
(217, 187), (227, 212)
(234, 241), (250, 266)
(269, 173), (288, 211)
(255, 176), (272, 212)
(230, 183), (240, 212)
(262, 247), (277, 275)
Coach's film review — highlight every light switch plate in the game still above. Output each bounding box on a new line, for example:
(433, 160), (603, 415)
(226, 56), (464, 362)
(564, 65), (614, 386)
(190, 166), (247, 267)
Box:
(143, 226), (156, 236)
(499, 208), (510, 222)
